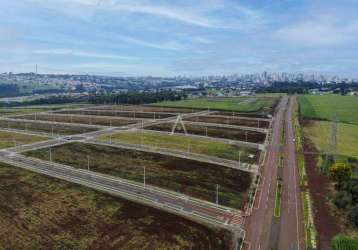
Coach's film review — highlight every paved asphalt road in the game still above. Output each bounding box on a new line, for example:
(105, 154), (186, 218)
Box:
(244, 96), (305, 250)
(243, 97), (287, 250)
(278, 97), (305, 250)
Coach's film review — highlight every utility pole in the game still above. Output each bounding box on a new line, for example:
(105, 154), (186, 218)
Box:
(238, 151), (241, 168)
(49, 148), (52, 162)
(143, 166), (146, 188)
(87, 155), (90, 171)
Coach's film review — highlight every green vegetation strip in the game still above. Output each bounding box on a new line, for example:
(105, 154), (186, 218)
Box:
(298, 94), (358, 124)
(331, 235), (358, 250)
(302, 192), (317, 249)
(98, 130), (258, 163)
(152, 96), (278, 112)
(274, 180), (282, 217)
(0, 131), (48, 149)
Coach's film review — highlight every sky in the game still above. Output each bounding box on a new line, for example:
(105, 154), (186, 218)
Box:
(0, 0), (358, 77)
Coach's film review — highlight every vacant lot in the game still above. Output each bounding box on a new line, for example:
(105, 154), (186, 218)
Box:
(0, 119), (97, 135)
(0, 163), (232, 249)
(98, 130), (260, 163)
(25, 142), (252, 209)
(55, 110), (175, 119)
(92, 105), (196, 113)
(152, 96), (278, 112)
(0, 130), (48, 149)
(299, 95), (358, 124)
(303, 120), (358, 157)
(14, 113), (138, 127)
(184, 115), (270, 128)
(145, 122), (266, 143)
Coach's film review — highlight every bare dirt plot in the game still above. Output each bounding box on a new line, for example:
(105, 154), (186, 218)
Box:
(0, 163), (233, 249)
(55, 110), (175, 119)
(145, 122), (267, 143)
(14, 114), (139, 127)
(0, 119), (97, 135)
(0, 130), (49, 149)
(25, 142), (252, 209)
(91, 105), (197, 113)
(184, 115), (270, 128)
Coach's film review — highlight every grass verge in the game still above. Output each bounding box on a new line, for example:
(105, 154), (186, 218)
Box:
(274, 180), (282, 218)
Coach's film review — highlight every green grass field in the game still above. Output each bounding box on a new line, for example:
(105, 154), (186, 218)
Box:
(152, 96), (278, 112)
(0, 130), (48, 149)
(98, 130), (259, 163)
(298, 95), (358, 124)
(303, 121), (358, 157)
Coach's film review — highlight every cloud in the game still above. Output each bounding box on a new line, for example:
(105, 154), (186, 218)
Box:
(274, 18), (358, 46)
(33, 49), (139, 60)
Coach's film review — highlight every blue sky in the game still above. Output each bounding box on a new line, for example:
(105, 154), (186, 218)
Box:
(1, 0), (358, 77)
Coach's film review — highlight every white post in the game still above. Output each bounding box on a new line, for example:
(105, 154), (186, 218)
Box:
(216, 184), (219, 206)
(144, 166), (146, 188)
(239, 151), (241, 168)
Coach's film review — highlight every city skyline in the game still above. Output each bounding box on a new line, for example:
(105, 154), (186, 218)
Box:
(1, 0), (358, 77)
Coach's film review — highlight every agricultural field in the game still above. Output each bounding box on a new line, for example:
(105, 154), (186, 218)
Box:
(55, 110), (175, 119)
(13, 113), (139, 127)
(299, 95), (358, 124)
(184, 115), (270, 128)
(303, 120), (358, 157)
(25, 142), (252, 209)
(145, 122), (267, 143)
(152, 96), (279, 112)
(98, 130), (260, 163)
(0, 119), (97, 135)
(0, 163), (232, 249)
(0, 130), (49, 149)
(0, 104), (91, 116)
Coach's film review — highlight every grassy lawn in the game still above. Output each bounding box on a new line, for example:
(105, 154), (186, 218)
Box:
(0, 163), (232, 249)
(298, 95), (358, 124)
(98, 130), (259, 163)
(303, 120), (358, 157)
(25, 142), (252, 209)
(0, 130), (48, 149)
(152, 96), (278, 112)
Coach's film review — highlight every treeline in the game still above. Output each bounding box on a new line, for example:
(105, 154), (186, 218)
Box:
(88, 91), (186, 105)
(0, 84), (20, 97)
(257, 81), (358, 94)
(0, 91), (186, 107)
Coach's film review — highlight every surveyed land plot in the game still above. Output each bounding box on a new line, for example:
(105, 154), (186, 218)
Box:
(98, 130), (260, 163)
(152, 96), (279, 112)
(144, 122), (267, 143)
(299, 94), (358, 124)
(184, 115), (270, 128)
(0, 119), (97, 135)
(90, 105), (197, 113)
(14, 113), (139, 127)
(0, 130), (49, 149)
(25, 142), (252, 209)
(0, 163), (233, 249)
(54, 110), (175, 119)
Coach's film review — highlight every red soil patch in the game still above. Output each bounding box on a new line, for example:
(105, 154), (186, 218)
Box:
(303, 139), (340, 250)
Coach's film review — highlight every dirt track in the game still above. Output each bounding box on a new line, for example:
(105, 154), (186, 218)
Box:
(185, 115), (270, 128)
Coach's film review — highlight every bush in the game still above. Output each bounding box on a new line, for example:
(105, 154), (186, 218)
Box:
(347, 206), (358, 228)
(332, 191), (352, 209)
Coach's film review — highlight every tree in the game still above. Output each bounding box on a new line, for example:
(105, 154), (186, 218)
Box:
(348, 206), (358, 228)
(329, 163), (352, 184)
